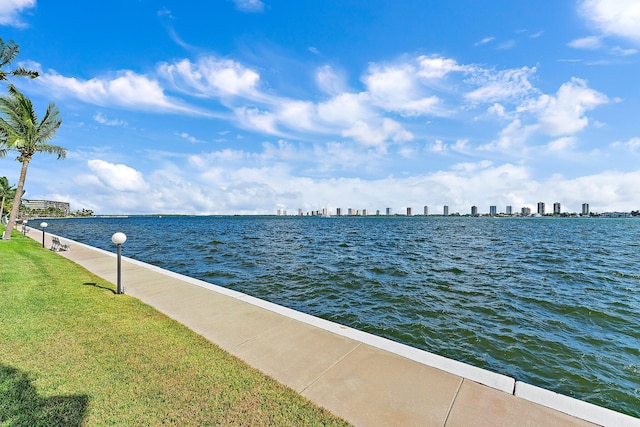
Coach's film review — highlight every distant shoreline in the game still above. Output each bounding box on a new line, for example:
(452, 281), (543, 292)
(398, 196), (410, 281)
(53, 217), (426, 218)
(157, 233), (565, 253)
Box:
(23, 213), (640, 220)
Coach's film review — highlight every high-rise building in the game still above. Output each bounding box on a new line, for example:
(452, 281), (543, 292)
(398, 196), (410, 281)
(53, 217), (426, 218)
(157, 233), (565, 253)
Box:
(522, 207), (531, 216)
(362, 209), (368, 216)
(506, 205), (512, 215)
(423, 205), (429, 216)
(489, 205), (497, 215)
(336, 208), (342, 216)
(406, 207), (412, 216)
(471, 206), (478, 216)
(348, 208), (354, 216)
(386, 207), (393, 216)
(582, 203), (590, 215)
(537, 202), (545, 215)
(553, 202), (561, 215)
(443, 205), (449, 216)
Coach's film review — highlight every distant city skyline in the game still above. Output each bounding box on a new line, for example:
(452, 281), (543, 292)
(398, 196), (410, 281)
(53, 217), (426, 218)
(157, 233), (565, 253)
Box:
(280, 200), (637, 217)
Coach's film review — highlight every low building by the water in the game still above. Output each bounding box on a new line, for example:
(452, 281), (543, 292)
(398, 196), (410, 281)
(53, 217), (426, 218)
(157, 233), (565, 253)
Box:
(23, 199), (70, 216)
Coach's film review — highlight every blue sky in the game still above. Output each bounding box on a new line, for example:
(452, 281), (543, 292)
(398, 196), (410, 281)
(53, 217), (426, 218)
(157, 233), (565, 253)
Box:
(1, 0), (639, 215)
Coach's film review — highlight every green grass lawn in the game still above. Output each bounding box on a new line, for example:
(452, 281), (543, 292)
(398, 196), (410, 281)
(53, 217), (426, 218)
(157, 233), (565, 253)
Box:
(0, 229), (351, 426)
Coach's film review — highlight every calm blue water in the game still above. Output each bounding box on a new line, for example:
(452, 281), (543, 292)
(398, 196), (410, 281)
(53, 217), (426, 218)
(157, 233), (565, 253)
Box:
(43, 215), (639, 417)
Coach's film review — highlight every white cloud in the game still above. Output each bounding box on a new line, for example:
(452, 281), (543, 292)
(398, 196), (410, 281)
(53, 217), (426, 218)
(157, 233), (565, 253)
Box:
(610, 46), (638, 56)
(466, 66), (538, 103)
(430, 139), (446, 152)
(568, 36), (603, 50)
(41, 52), (421, 148)
(451, 139), (469, 152)
(93, 112), (127, 126)
(87, 159), (150, 192)
(611, 137), (640, 151)
(23, 53), (564, 155)
(159, 57), (261, 98)
(487, 103), (507, 117)
(364, 62), (439, 116)
(26, 52), (611, 160)
(479, 119), (536, 151)
(316, 65), (346, 95)
(233, 106), (281, 135)
(233, 0), (265, 13)
(548, 136), (577, 152)
(342, 118), (413, 147)
(44, 137), (640, 215)
(625, 137), (640, 150)
(580, 0), (640, 44)
(550, 170), (640, 211)
(188, 149), (248, 171)
(157, 8), (173, 18)
(178, 132), (206, 144)
(38, 69), (195, 113)
(64, 163), (640, 215)
(156, 57), (419, 147)
(474, 77), (608, 145)
(497, 40), (516, 50)
(428, 138), (469, 153)
(0, 0), (35, 27)
(260, 139), (305, 162)
(451, 160), (493, 172)
(416, 55), (470, 79)
(474, 37), (495, 46)
(532, 77), (609, 136)
(277, 100), (318, 132)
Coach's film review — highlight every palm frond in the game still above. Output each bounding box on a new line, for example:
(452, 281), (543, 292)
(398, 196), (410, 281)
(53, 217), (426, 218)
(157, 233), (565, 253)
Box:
(36, 143), (66, 159)
(10, 67), (39, 79)
(0, 39), (38, 85)
(0, 117), (19, 145)
(36, 103), (62, 142)
(0, 39), (19, 69)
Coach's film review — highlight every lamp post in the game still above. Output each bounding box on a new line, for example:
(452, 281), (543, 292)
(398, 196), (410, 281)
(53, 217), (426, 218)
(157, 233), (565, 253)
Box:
(22, 219), (28, 235)
(111, 232), (127, 294)
(40, 222), (48, 248)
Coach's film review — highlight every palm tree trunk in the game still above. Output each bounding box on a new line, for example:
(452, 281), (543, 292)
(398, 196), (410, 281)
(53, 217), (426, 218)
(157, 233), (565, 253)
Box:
(0, 194), (5, 220)
(2, 160), (29, 240)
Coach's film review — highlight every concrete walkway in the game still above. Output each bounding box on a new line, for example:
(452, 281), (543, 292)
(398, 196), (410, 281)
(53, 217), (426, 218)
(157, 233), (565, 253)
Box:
(27, 229), (640, 427)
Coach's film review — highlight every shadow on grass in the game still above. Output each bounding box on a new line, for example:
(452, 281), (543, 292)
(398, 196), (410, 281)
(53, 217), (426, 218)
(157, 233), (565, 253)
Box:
(83, 282), (116, 294)
(0, 365), (89, 427)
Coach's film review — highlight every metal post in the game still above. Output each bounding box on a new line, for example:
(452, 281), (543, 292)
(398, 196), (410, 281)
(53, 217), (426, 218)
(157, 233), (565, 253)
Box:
(40, 222), (48, 248)
(116, 243), (122, 294)
(111, 232), (126, 295)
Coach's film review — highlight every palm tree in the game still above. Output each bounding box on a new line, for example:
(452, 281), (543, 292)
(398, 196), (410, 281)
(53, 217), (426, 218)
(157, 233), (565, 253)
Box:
(0, 176), (17, 222)
(0, 38), (38, 82)
(0, 85), (64, 240)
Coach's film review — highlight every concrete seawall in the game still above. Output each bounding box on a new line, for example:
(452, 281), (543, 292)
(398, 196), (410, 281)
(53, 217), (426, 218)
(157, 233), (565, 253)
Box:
(28, 230), (640, 426)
